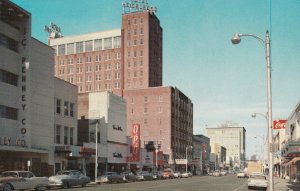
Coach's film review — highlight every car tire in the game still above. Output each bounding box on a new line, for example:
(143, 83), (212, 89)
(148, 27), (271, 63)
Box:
(62, 182), (69, 189)
(3, 184), (13, 191)
(81, 183), (87, 187)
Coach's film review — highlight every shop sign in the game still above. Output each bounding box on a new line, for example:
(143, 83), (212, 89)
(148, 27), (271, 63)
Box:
(273, 119), (287, 130)
(0, 136), (26, 147)
(175, 159), (187, 164)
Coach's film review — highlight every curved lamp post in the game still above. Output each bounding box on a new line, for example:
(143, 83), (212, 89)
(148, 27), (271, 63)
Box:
(231, 31), (274, 191)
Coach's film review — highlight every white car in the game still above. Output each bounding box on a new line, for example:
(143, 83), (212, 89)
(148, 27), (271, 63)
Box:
(237, 171), (246, 178)
(213, 170), (221, 177)
(0, 171), (48, 191)
(247, 173), (268, 190)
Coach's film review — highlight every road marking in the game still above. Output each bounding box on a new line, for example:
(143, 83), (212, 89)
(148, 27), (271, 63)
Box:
(233, 182), (247, 191)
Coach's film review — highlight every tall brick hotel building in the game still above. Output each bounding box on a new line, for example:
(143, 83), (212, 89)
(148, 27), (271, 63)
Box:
(49, 0), (193, 165)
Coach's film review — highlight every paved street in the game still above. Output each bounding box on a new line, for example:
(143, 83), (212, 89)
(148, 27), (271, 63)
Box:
(48, 175), (249, 191)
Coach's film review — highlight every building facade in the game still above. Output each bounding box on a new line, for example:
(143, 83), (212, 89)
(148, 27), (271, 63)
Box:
(123, 86), (193, 170)
(193, 135), (211, 174)
(0, 1), (80, 176)
(281, 101), (300, 180)
(206, 126), (246, 170)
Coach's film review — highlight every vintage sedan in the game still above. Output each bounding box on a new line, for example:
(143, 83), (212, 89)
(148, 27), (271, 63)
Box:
(0, 171), (48, 191)
(120, 172), (137, 182)
(96, 172), (125, 184)
(48, 170), (90, 188)
(247, 173), (268, 190)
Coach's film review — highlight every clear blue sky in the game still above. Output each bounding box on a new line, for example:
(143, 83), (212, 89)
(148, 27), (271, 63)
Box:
(12, 0), (300, 159)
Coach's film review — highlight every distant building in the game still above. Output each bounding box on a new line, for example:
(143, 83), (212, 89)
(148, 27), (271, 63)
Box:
(206, 126), (246, 169)
(193, 135), (210, 174)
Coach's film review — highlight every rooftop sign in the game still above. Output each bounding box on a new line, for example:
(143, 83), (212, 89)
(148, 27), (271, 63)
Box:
(122, 0), (157, 14)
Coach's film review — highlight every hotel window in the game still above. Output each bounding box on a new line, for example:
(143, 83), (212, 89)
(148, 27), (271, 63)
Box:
(64, 127), (68, 145)
(140, 18), (143, 23)
(134, 71), (137, 77)
(144, 107), (148, 113)
(144, 118), (148, 124)
(86, 75), (92, 82)
(140, 28), (143, 35)
(96, 74), (101, 81)
(127, 29), (131, 36)
(144, 96), (148, 102)
(134, 29), (137, 35)
(104, 38), (112, 49)
(140, 38), (143, 44)
(128, 19), (130, 25)
(115, 72), (121, 79)
(76, 42), (83, 53)
(133, 39), (137, 46)
(0, 105), (18, 120)
(95, 55), (101, 62)
(0, 69), (18, 86)
(134, 18), (136, 24)
(128, 61), (131, 68)
(94, 39), (102, 51)
(128, 51), (131, 57)
(159, 95), (163, 102)
(77, 57), (82, 64)
(86, 56), (92, 63)
(58, 44), (65, 55)
(140, 70), (143, 76)
(113, 36), (121, 48)
(56, 99), (61, 114)
(64, 101), (69, 116)
(78, 86), (82, 92)
(85, 40), (93, 52)
(140, 50), (143, 56)
(66, 43), (74, 54)
(70, 128), (74, 145)
(134, 51), (137, 57)
(55, 125), (61, 144)
(86, 66), (92, 73)
(70, 103), (74, 117)
(96, 84), (101, 91)
(114, 82), (120, 89)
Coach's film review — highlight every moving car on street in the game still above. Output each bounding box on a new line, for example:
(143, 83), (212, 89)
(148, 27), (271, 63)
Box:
(162, 168), (174, 179)
(0, 171), (48, 191)
(247, 172), (268, 190)
(237, 171), (246, 178)
(48, 170), (90, 188)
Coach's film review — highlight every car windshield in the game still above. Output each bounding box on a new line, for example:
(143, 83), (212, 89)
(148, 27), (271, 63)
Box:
(57, 171), (70, 175)
(250, 175), (266, 180)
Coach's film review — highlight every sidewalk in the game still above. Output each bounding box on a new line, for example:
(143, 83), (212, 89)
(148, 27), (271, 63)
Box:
(273, 177), (300, 191)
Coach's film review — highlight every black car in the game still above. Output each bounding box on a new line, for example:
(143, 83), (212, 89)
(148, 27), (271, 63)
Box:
(120, 172), (137, 182)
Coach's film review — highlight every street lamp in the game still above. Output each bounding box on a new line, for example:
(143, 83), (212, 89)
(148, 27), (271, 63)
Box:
(186, 146), (193, 173)
(231, 31), (274, 191)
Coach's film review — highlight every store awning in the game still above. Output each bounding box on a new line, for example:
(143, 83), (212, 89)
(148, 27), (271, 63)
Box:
(0, 145), (49, 154)
(282, 157), (300, 166)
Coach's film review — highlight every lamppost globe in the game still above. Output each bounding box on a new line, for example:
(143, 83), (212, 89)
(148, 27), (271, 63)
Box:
(231, 33), (241, 44)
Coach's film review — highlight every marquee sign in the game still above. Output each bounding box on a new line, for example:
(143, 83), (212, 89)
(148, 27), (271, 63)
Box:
(122, 0), (157, 14)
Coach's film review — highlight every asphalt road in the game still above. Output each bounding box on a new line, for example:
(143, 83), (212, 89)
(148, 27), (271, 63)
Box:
(48, 174), (250, 191)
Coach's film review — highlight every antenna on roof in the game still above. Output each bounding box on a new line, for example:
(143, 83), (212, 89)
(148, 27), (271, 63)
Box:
(44, 22), (63, 39)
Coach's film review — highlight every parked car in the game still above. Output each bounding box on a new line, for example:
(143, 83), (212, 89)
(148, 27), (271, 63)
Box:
(247, 173), (268, 190)
(0, 171), (48, 191)
(181, 172), (189, 178)
(120, 172), (137, 182)
(135, 172), (145, 181)
(152, 171), (164, 180)
(220, 171), (228, 176)
(97, 172), (125, 184)
(213, 170), (221, 177)
(237, 171), (246, 178)
(48, 170), (90, 188)
(162, 168), (174, 179)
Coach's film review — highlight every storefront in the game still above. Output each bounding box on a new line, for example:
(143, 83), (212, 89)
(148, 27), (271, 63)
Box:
(0, 146), (51, 176)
